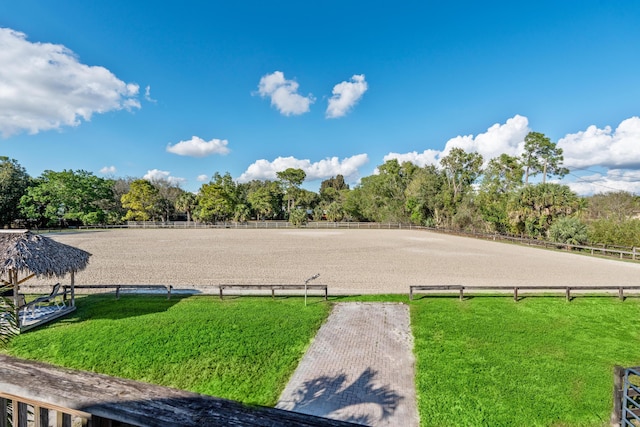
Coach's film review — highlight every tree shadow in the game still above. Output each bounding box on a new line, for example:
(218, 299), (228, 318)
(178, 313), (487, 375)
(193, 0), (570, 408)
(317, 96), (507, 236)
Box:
(287, 367), (404, 425)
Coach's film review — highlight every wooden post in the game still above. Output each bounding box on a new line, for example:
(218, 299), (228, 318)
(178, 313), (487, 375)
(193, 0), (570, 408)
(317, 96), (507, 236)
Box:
(459, 287), (464, 301)
(219, 286), (223, 300)
(115, 286), (120, 300)
(409, 287), (413, 301)
(566, 287), (571, 302)
(11, 270), (19, 329)
(612, 365), (624, 426)
(619, 287), (624, 301)
(514, 287), (518, 302)
(0, 397), (7, 427)
(70, 271), (75, 308)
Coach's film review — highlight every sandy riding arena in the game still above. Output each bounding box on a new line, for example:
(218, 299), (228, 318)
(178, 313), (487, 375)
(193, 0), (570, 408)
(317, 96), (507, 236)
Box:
(32, 228), (640, 294)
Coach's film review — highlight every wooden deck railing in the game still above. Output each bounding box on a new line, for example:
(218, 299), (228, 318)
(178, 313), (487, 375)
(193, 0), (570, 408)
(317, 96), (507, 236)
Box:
(0, 355), (357, 427)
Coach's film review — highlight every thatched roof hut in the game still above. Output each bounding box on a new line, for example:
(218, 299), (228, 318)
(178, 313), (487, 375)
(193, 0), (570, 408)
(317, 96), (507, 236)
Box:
(0, 230), (91, 330)
(0, 230), (91, 279)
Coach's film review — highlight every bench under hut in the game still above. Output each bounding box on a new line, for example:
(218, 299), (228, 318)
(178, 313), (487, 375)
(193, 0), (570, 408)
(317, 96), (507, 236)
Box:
(0, 230), (91, 332)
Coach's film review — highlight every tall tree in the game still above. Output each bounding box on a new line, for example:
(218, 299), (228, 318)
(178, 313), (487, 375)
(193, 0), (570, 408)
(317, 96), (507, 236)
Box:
(521, 132), (569, 184)
(439, 148), (483, 200)
(355, 159), (417, 222)
(196, 172), (239, 222)
(276, 168), (306, 213)
(121, 179), (162, 221)
(246, 180), (283, 220)
(20, 170), (114, 227)
(175, 191), (197, 222)
(0, 157), (30, 227)
(405, 165), (446, 226)
(476, 154), (524, 232)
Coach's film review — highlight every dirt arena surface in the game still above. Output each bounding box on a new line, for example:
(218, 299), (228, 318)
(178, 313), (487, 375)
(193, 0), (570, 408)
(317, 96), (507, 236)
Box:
(30, 228), (640, 294)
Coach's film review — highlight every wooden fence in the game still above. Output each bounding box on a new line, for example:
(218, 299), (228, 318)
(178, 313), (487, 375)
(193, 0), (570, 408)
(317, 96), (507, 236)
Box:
(409, 285), (640, 301)
(0, 355), (358, 427)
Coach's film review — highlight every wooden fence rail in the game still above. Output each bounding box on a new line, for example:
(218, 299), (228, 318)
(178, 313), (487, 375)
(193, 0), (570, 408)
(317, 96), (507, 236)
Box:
(0, 355), (358, 427)
(409, 285), (640, 301)
(218, 284), (328, 300)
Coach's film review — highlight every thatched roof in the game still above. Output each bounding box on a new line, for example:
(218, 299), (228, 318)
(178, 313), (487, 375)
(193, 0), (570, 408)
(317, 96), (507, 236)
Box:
(0, 230), (91, 278)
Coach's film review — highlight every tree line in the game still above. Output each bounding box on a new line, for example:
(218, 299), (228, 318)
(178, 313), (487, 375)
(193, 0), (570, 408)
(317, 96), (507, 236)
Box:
(2, 131), (640, 247)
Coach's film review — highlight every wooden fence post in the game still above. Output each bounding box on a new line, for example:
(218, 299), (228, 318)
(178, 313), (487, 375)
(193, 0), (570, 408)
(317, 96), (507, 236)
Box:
(619, 287), (624, 301)
(513, 287), (518, 302)
(612, 365), (624, 426)
(566, 287), (571, 302)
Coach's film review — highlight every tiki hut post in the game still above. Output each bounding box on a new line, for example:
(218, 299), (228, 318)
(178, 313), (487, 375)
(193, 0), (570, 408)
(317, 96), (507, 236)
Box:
(11, 269), (19, 326)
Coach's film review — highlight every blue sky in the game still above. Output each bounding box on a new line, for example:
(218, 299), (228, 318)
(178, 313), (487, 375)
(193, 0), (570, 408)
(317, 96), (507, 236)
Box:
(1, 1), (640, 194)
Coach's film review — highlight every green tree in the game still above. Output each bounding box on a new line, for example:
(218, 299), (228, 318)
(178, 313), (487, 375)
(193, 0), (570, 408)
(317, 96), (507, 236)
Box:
(288, 207), (308, 227)
(20, 170), (114, 227)
(151, 179), (184, 222)
(175, 191), (197, 222)
(405, 165), (446, 226)
(548, 216), (588, 247)
(196, 172), (239, 222)
(246, 181), (283, 220)
(0, 157), (30, 227)
(440, 148), (483, 200)
(476, 154), (524, 232)
(276, 168), (306, 213)
(521, 132), (569, 184)
(507, 183), (581, 237)
(356, 159), (417, 222)
(121, 179), (162, 221)
(325, 201), (344, 222)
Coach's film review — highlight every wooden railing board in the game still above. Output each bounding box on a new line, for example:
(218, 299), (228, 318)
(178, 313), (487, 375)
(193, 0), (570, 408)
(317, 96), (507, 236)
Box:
(0, 355), (357, 427)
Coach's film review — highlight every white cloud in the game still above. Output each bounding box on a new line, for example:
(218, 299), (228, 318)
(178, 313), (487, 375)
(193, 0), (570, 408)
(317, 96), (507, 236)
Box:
(0, 28), (140, 137)
(196, 174), (209, 182)
(326, 74), (368, 119)
(441, 114), (530, 161)
(166, 136), (230, 157)
(144, 85), (156, 103)
(143, 169), (186, 186)
(384, 115), (530, 168)
(567, 169), (640, 195)
(99, 165), (116, 174)
(237, 154), (369, 183)
(558, 117), (640, 169)
(256, 71), (314, 116)
(384, 149), (440, 167)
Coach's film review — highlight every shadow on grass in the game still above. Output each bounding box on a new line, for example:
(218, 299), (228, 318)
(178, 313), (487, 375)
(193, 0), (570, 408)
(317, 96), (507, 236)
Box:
(64, 293), (187, 322)
(286, 367), (403, 425)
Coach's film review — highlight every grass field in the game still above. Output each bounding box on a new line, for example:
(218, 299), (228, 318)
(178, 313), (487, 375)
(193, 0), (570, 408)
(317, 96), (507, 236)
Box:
(5, 294), (640, 425)
(4, 294), (330, 406)
(411, 296), (640, 426)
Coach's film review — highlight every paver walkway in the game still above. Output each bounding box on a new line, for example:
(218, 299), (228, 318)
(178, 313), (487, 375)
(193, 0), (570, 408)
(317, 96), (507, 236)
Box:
(276, 303), (419, 426)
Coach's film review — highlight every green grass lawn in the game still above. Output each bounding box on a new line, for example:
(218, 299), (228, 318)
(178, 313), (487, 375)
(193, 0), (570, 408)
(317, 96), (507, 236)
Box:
(4, 293), (640, 426)
(411, 296), (640, 426)
(4, 294), (331, 406)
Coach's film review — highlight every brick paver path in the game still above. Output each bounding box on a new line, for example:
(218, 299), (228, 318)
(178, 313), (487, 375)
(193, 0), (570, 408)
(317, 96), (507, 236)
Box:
(276, 303), (419, 426)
